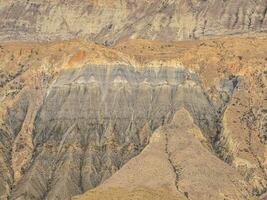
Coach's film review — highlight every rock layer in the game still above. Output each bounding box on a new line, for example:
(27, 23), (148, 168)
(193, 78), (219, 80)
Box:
(0, 36), (266, 200)
(0, 0), (267, 44)
(10, 65), (220, 200)
(74, 108), (255, 200)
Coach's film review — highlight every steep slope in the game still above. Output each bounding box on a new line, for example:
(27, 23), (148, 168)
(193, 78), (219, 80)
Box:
(0, 36), (266, 199)
(0, 0), (267, 44)
(9, 65), (219, 200)
(74, 108), (254, 200)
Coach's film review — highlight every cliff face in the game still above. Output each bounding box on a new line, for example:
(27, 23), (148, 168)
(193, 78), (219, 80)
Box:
(74, 108), (255, 200)
(9, 65), (220, 200)
(0, 0), (267, 44)
(0, 36), (266, 200)
(0, 1), (267, 200)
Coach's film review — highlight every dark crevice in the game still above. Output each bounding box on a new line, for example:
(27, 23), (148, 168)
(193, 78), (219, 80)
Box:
(245, 106), (267, 196)
(78, 124), (89, 194)
(4, 93), (30, 199)
(164, 130), (190, 200)
(211, 75), (241, 164)
(232, 7), (240, 28)
(261, 5), (267, 26)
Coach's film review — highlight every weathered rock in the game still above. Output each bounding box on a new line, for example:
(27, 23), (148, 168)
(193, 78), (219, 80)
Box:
(74, 109), (255, 200)
(10, 65), (220, 199)
(0, 36), (266, 200)
(0, 0), (267, 44)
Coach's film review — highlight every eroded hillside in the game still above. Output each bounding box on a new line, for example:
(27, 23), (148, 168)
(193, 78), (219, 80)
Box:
(0, 35), (266, 199)
(0, 0), (267, 44)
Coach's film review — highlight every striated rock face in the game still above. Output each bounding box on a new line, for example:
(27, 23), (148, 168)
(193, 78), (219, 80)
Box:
(9, 65), (221, 200)
(0, 36), (266, 200)
(0, 0), (267, 44)
(0, 1), (266, 199)
(74, 109), (255, 200)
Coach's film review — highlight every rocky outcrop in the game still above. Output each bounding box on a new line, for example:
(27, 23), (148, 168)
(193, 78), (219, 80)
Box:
(9, 65), (221, 200)
(0, 36), (266, 200)
(74, 109), (255, 200)
(0, 0), (267, 44)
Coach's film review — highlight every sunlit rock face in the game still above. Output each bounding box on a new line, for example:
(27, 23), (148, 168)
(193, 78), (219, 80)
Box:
(0, 20), (265, 198)
(0, 0), (267, 44)
(8, 65), (221, 200)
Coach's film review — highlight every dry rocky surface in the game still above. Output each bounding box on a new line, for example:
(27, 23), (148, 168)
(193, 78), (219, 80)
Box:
(0, 1), (266, 200)
(0, 35), (266, 200)
(1, 0), (267, 44)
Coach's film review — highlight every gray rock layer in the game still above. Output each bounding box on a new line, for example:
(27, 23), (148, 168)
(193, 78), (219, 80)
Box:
(4, 65), (230, 200)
